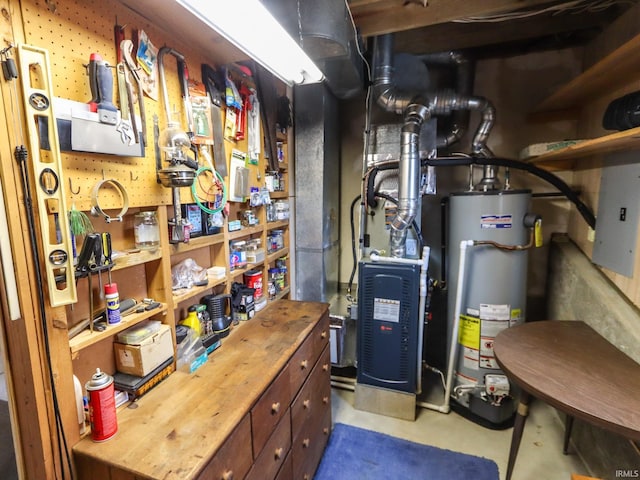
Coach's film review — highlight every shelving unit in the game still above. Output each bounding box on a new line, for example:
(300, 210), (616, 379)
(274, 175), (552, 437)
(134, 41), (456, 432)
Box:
(528, 126), (640, 170)
(62, 81), (292, 423)
(172, 276), (227, 305)
(1, 0), (297, 476)
(69, 304), (168, 354)
(535, 32), (640, 113)
(528, 34), (640, 171)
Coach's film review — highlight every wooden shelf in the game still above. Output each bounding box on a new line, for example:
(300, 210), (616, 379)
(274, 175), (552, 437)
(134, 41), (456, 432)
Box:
(535, 32), (640, 113)
(112, 249), (162, 271)
(528, 126), (640, 170)
(274, 286), (290, 301)
(116, 0), (247, 66)
(229, 262), (265, 281)
(266, 220), (289, 231)
(170, 233), (225, 255)
(228, 224), (264, 240)
(267, 247), (289, 264)
(172, 276), (227, 305)
(69, 304), (168, 354)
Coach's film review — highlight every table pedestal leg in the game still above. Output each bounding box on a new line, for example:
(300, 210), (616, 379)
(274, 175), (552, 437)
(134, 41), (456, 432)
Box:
(506, 391), (531, 480)
(563, 415), (574, 454)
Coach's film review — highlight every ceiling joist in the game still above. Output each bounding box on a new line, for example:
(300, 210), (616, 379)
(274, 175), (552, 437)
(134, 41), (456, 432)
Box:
(348, 0), (567, 38)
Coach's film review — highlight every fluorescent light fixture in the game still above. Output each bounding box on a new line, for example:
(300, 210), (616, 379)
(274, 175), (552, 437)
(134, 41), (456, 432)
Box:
(175, 0), (324, 85)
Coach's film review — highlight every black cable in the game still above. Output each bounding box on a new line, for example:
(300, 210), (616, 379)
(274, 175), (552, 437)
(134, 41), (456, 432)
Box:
(365, 155), (596, 230)
(430, 156), (596, 229)
(440, 197), (449, 287)
(15, 146), (73, 479)
(347, 195), (361, 296)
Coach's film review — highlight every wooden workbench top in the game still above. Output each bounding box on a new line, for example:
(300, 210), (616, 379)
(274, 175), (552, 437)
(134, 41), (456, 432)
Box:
(73, 299), (329, 479)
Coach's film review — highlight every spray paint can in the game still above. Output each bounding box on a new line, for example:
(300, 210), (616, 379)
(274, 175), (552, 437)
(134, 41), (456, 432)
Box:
(85, 368), (117, 441)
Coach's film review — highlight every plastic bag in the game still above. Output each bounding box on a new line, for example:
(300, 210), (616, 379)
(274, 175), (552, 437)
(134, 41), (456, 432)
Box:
(171, 258), (207, 290)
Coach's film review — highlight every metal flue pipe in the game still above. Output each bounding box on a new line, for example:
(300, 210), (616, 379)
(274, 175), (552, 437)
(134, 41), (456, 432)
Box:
(372, 33), (497, 256)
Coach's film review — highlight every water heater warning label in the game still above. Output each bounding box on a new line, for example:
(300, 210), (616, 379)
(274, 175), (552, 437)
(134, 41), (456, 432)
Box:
(480, 214), (512, 229)
(373, 298), (400, 322)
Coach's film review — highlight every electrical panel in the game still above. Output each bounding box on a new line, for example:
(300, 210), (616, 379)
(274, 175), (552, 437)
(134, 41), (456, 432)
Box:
(593, 153), (640, 278)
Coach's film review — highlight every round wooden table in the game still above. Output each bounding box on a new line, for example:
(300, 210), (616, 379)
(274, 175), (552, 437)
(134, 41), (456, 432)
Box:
(494, 320), (640, 480)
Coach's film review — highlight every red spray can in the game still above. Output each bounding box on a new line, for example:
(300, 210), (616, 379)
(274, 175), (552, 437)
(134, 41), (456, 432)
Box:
(85, 368), (117, 441)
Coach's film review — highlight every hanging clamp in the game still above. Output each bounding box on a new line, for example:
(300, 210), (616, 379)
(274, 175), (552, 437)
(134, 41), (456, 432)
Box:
(90, 178), (129, 222)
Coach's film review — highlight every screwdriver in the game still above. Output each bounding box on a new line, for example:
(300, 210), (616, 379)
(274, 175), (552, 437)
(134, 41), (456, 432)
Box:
(102, 232), (113, 284)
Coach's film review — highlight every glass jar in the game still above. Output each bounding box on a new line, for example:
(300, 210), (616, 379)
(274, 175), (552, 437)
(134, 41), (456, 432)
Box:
(134, 211), (160, 251)
(230, 240), (247, 268)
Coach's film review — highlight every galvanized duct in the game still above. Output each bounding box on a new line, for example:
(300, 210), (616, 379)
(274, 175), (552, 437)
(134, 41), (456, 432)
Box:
(418, 51), (475, 149)
(389, 100), (430, 257)
(372, 34), (497, 257)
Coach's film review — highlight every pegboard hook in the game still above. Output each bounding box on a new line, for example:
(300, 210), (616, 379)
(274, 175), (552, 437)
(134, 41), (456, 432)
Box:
(68, 178), (80, 195)
(130, 171), (138, 182)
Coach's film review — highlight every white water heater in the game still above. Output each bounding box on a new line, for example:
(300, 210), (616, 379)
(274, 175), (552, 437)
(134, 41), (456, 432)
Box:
(447, 189), (532, 427)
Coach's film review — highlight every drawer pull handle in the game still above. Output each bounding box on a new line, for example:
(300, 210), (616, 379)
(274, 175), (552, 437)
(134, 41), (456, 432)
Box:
(304, 475), (311, 480)
(271, 402), (281, 414)
(321, 331), (327, 339)
(322, 363), (329, 372)
(322, 396), (329, 404)
(274, 447), (284, 460)
(222, 471), (234, 480)
(300, 360), (309, 369)
(302, 438), (310, 448)
(323, 427), (329, 435)
(303, 399), (310, 409)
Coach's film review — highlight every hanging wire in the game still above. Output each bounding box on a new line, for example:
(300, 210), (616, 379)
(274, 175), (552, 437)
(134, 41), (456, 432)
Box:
(453, 0), (637, 23)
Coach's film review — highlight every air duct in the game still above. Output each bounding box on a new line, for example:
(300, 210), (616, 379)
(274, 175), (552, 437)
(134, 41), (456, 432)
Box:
(262, 0), (364, 99)
(418, 51), (475, 149)
(372, 34), (497, 256)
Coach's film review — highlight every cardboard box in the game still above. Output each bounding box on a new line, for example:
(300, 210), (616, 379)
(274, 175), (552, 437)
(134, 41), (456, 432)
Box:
(114, 323), (173, 376)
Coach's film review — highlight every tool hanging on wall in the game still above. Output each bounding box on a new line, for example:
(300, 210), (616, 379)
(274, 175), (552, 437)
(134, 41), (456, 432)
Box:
(201, 63), (228, 177)
(157, 46), (198, 244)
(121, 39), (147, 147)
(17, 44), (77, 307)
(9, 44), (74, 478)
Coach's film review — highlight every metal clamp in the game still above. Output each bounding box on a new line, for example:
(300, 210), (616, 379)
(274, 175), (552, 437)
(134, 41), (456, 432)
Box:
(90, 178), (129, 223)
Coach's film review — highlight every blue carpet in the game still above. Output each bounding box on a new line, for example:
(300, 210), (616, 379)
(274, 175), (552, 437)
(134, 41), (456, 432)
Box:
(314, 423), (500, 480)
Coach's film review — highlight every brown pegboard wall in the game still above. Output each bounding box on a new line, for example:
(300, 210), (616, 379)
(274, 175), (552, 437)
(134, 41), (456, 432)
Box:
(19, 0), (231, 212)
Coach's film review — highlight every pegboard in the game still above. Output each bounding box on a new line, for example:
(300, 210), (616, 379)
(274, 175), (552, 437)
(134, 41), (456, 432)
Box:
(17, 0), (250, 212)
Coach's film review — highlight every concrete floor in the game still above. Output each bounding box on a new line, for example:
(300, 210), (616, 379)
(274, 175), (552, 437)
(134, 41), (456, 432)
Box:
(330, 385), (591, 480)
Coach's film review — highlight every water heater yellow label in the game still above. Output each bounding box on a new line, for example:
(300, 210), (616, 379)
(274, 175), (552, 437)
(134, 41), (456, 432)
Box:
(458, 315), (480, 350)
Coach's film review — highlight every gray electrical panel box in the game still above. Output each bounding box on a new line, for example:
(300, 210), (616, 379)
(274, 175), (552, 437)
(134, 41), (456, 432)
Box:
(593, 153), (640, 277)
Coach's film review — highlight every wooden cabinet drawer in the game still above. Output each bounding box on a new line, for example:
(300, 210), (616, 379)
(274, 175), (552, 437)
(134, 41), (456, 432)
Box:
(275, 451), (293, 480)
(198, 415), (252, 480)
(291, 345), (331, 435)
(251, 362), (291, 456)
(291, 407), (332, 480)
(289, 313), (330, 397)
(245, 413), (291, 480)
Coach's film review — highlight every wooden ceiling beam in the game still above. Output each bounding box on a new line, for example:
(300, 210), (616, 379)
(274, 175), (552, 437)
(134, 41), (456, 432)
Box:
(392, 10), (612, 55)
(349, 0), (563, 38)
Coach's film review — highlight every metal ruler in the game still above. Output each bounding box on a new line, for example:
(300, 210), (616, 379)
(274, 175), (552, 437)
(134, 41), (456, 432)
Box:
(17, 44), (77, 306)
